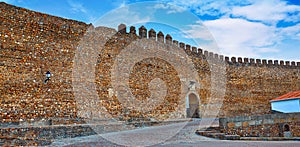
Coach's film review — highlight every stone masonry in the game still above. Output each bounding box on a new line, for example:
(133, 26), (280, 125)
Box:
(219, 113), (300, 137)
(0, 2), (300, 124)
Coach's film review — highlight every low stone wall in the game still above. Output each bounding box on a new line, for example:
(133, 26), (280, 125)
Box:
(0, 125), (97, 146)
(219, 113), (300, 137)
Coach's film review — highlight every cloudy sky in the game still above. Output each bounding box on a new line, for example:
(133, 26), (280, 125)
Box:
(2, 0), (300, 61)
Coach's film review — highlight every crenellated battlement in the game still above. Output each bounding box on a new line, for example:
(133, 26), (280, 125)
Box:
(225, 57), (300, 68)
(0, 3), (299, 144)
(117, 24), (300, 68)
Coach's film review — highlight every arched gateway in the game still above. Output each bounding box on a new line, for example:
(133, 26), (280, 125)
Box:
(186, 93), (200, 118)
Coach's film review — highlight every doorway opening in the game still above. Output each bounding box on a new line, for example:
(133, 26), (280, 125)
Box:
(186, 93), (200, 118)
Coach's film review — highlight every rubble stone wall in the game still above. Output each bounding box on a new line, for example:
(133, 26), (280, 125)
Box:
(0, 2), (300, 123)
(219, 113), (300, 137)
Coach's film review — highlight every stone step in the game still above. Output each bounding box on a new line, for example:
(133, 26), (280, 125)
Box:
(196, 127), (241, 140)
(197, 126), (220, 131)
(224, 135), (241, 140)
(207, 133), (226, 140)
(240, 137), (300, 141)
(196, 130), (241, 140)
(196, 130), (218, 136)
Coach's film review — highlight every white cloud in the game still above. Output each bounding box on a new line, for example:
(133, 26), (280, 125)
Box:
(183, 21), (214, 40)
(231, 0), (300, 24)
(162, 0), (299, 60)
(110, 0), (128, 8)
(162, 0), (251, 16)
(67, 0), (87, 14)
(94, 5), (150, 28)
(203, 18), (279, 57)
(66, 0), (103, 23)
(284, 12), (300, 23)
(258, 47), (280, 53)
(278, 23), (300, 40)
(164, 0), (300, 24)
(154, 3), (185, 14)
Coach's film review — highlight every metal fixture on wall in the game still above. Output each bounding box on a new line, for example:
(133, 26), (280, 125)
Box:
(44, 71), (51, 83)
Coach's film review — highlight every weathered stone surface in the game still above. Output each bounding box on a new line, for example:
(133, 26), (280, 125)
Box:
(219, 113), (300, 137)
(242, 122), (249, 127)
(0, 2), (88, 123)
(227, 122), (235, 128)
(0, 2), (300, 124)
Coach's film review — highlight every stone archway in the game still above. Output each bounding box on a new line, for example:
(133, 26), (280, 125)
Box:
(186, 93), (200, 118)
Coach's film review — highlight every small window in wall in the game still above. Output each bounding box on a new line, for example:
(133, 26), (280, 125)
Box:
(284, 124), (290, 132)
(283, 124), (292, 138)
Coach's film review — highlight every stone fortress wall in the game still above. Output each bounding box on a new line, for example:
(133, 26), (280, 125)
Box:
(0, 2), (300, 123)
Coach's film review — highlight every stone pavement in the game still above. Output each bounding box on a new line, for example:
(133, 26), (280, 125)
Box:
(50, 118), (215, 146)
(160, 119), (217, 145)
(50, 119), (300, 147)
(156, 141), (300, 147)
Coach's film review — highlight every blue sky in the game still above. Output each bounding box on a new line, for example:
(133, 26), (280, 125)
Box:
(2, 0), (300, 61)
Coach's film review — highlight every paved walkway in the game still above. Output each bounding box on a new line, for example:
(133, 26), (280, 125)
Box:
(50, 119), (299, 147)
(50, 119), (215, 146)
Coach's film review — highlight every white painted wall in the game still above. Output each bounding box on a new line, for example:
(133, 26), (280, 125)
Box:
(186, 95), (189, 109)
(271, 99), (300, 113)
